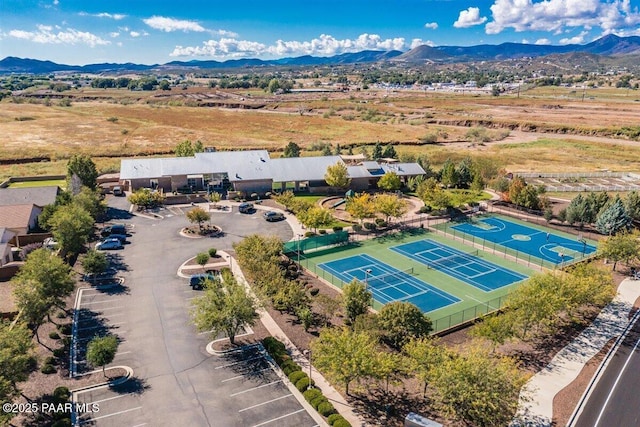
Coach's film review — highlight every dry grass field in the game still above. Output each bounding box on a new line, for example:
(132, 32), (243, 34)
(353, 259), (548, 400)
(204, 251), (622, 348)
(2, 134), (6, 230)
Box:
(2, 86), (640, 180)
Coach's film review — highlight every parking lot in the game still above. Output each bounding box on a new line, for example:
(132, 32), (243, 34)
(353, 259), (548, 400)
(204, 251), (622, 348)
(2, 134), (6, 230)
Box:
(71, 198), (318, 426)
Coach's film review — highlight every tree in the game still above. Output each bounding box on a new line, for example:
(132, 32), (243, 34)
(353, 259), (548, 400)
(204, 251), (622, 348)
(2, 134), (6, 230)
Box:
(456, 157), (474, 189)
(193, 140), (204, 153)
(507, 176), (527, 204)
(196, 252), (210, 271)
(82, 250), (108, 280)
(272, 280), (309, 314)
(12, 281), (50, 340)
(372, 351), (404, 393)
(299, 206), (333, 233)
(267, 78), (281, 93)
(47, 203), (93, 254)
(0, 321), (35, 425)
(191, 271), (259, 344)
(128, 188), (165, 209)
(283, 142), (301, 158)
(321, 144), (332, 156)
(86, 335), (118, 377)
(381, 144), (397, 159)
(377, 302), (432, 350)
(38, 191), (73, 231)
(334, 143), (342, 155)
(311, 327), (378, 395)
(440, 159), (458, 188)
(342, 280), (372, 324)
(404, 338), (448, 397)
(158, 79), (170, 90)
(73, 186), (106, 221)
(345, 193), (376, 224)
(598, 230), (640, 271)
(175, 140), (195, 157)
(595, 195), (632, 235)
(372, 142), (383, 160)
(429, 344), (528, 427)
(208, 191), (221, 207)
(67, 154), (98, 190)
(324, 162), (351, 190)
(373, 193), (408, 223)
(624, 190), (640, 221)
(186, 207), (211, 232)
(315, 294), (341, 326)
(377, 172), (402, 191)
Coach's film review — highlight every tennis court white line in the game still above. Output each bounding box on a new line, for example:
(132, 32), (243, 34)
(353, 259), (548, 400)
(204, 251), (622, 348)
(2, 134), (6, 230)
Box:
(464, 294), (500, 311)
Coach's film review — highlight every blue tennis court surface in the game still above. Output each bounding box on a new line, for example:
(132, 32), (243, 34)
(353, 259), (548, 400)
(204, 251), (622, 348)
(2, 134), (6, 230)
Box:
(391, 239), (528, 292)
(451, 216), (597, 264)
(317, 254), (459, 313)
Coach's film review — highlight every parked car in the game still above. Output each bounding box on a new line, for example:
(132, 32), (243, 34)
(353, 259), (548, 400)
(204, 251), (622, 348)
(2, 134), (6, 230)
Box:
(108, 234), (127, 244)
(101, 224), (127, 237)
(112, 186), (124, 196)
(238, 202), (254, 213)
(189, 273), (217, 290)
(263, 211), (285, 222)
(95, 238), (123, 250)
(43, 237), (59, 250)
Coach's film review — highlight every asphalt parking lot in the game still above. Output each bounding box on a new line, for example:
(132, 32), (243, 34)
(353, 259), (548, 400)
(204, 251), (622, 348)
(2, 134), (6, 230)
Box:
(71, 198), (318, 426)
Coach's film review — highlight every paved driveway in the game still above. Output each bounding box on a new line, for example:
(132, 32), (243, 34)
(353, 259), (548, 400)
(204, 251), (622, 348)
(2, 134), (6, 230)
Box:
(73, 199), (319, 426)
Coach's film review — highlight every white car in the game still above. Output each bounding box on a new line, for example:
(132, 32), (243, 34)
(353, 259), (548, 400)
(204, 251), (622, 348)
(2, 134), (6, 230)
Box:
(43, 237), (59, 250)
(95, 238), (123, 250)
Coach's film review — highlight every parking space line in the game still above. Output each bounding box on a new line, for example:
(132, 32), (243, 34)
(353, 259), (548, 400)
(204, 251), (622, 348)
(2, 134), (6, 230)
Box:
(87, 392), (135, 405)
(80, 299), (120, 305)
(115, 351), (132, 356)
(250, 409), (305, 427)
(131, 424), (147, 427)
(78, 406), (142, 424)
(229, 380), (281, 397)
(221, 367), (271, 382)
(215, 355), (263, 369)
(77, 322), (126, 332)
(238, 394), (293, 412)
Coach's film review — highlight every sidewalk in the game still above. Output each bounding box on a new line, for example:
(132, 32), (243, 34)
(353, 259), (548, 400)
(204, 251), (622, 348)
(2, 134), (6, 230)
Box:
(224, 250), (365, 427)
(515, 277), (640, 426)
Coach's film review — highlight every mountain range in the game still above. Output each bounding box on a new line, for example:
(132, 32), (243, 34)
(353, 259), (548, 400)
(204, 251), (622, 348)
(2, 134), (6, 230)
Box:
(2, 34), (640, 74)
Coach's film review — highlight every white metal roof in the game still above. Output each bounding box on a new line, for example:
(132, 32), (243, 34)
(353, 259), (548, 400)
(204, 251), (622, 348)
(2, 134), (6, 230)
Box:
(270, 156), (343, 182)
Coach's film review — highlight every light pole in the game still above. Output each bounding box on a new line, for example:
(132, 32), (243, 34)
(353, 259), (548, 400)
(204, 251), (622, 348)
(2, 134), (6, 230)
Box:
(364, 268), (372, 291)
(303, 349), (312, 390)
(297, 233), (304, 266)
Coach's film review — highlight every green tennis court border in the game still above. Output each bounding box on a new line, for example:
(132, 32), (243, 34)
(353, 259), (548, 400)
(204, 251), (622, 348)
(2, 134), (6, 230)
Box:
(297, 228), (536, 334)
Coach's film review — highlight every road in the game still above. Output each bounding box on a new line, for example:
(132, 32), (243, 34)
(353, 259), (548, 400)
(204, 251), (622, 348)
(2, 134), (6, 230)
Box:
(573, 314), (640, 427)
(74, 198), (320, 427)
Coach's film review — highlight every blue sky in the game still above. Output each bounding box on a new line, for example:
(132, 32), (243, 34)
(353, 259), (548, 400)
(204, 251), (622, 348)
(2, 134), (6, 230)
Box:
(2, 0), (640, 65)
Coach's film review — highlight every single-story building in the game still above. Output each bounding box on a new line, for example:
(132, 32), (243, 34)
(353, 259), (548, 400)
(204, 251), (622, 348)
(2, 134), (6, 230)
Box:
(0, 186), (60, 208)
(119, 150), (426, 195)
(0, 204), (42, 236)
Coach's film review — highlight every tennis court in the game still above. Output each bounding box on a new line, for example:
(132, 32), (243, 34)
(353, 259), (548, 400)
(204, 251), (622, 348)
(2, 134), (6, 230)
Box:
(391, 239), (528, 292)
(317, 253), (460, 313)
(450, 215), (597, 265)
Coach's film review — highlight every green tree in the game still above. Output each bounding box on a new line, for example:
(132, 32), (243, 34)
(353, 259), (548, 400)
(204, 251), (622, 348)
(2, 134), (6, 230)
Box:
(86, 335), (118, 377)
(381, 144), (397, 159)
(321, 144), (333, 156)
(624, 190), (640, 221)
(128, 188), (165, 209)
(372, 142), (383, 160)
(315, 294), (341, 327)
(334, 143), (342, 155)
(456, 157), (473, 188)
(470, 172), (485, 192)
(47, 203), (93, 254)
(67, 154), (98, 190)
(272, 280), (309, 314)
(175, 140), (195, 157)
(429, 344), (528, 427)
(193, 140), (204, 153)
(342, 280), (372, 324)
(196, 252), (210, 271)
(299, 206), (333, 233)
(283, 142), (301, 158)
(208, 191), (221, 207)
(73, 186), (106, 220)
(372, 351), (404, 393)
(186, 207), (211, 232)
(373, 193), (408, 223)
(324, 162), (351, 190)
(82, 250), (108, 281)
(12, 281), (50, 340)
(158, 79), (170, 90)
(377, 172), (402, 191)
(38, 192), (73, 231)
(0, 321), (35, 425)
(311, 327), (378, 395)
(440, 159), (458, 188)
(377, 302), (432, 350)
(598, 230), (640, 271)
(345, 193), (376, 224)
(595, 195), (632, 235)
(191, 271), (259, 344)
(404, 338), (448, 397)
(267, 78), (281, 93)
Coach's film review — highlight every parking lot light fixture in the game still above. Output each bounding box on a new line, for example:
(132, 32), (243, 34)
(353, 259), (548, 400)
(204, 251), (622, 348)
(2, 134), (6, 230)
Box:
(297, 233), (304, 266)
(303, 349), (312, 390)
(364, 269), (372, 291)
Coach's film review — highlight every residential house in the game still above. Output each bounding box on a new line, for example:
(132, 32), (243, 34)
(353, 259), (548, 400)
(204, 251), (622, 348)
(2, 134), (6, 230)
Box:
(0, 228), (16, 267)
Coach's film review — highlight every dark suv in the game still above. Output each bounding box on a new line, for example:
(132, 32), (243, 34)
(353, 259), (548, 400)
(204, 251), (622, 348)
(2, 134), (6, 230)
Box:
(263, 211), (285, 222)
(189, 273), (217, 290)
(101, 224), (127, 237)
(238, 202), (254, 213)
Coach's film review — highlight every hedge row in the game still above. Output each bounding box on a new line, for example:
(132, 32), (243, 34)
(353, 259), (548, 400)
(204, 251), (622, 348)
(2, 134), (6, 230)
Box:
(262, 337), (351, 427)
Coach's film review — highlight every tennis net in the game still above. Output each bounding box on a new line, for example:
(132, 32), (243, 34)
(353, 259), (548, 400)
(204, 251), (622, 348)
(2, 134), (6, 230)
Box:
(424, 250), (479, 270)
(365, 267), (414, 288)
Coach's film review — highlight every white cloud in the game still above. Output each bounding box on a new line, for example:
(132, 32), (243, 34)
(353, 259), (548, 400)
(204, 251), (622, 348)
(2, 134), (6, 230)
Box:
(143, 16), (205, 32)
(410, 38), (435, 48)
(454, 7), (488, 28)
(211, 29), (239, 38)
(535, 38), (552, 44)
(424, 22), (438, 30)
(53, 0), (59, 4)
(170, 33), (408, 58)
(485, 0), (640, 36)
(8, 25), (110, 47)
(130, 31), (141, 37)
(109, 32), (120, 38)
(79, 12), (126, 20)
(560, 30), (589, 44)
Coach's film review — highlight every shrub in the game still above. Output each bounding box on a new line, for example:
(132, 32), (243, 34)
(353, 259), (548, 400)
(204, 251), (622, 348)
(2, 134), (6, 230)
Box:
(53, 347), (66, 358)
(304, 231), (315, 238)
(44, 356), (57, 366)
(363, 222), (376, 230)
(310, 288), (320, 297)
(375, 218), (387, 227)
(295, 377), (314, 392)
(53, 386), (70, 401)
(332, 226), (343, 232)
(49, 331), (60, 340)
(282, 360), (301, 376)
(52, 419), (72, 427)
(288, 371), (307, 384)
(418, 205), (431, 214)
(56, 311), (67, 319)
(303, 388), (323, 403)
(318, 401), (336, 416)
(58, 323), (72, 335)
(318, 229), (327, 234)
(196, 252), (209, 266)
(334, 417), (352, 427)
(352, 224), (362, 232)
(41, 364), (56, 374)
(61, 336), (72, 347)
(208, 248), (217, 257)
(327, 414), (343, 425)
(310, 395), (328, 409)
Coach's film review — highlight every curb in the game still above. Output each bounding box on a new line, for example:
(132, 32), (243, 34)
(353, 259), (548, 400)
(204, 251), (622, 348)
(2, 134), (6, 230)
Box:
(177, 252), (231, 279)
